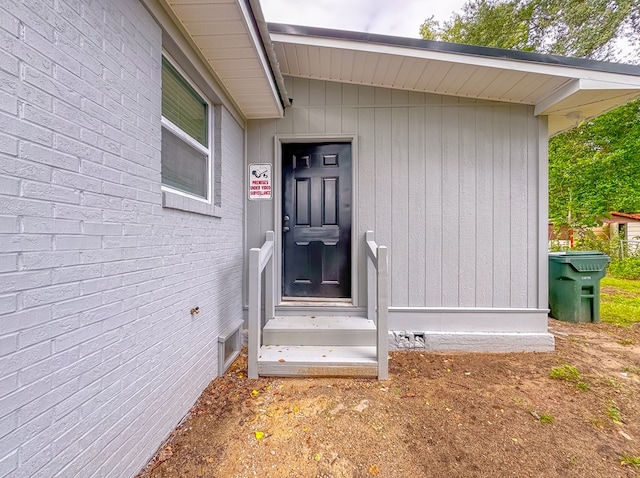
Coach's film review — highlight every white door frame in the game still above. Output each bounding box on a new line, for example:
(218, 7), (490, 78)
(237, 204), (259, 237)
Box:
(274, 134), (359, 306)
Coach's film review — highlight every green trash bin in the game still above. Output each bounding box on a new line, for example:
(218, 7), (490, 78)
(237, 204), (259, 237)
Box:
(548, 251), (610, 323)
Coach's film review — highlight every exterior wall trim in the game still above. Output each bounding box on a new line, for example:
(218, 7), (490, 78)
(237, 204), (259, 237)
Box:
(388, 307), (550, 334)
(273, 134), (359, 305)
(537, 116), (550, 309)
(387, 307), (554, 353)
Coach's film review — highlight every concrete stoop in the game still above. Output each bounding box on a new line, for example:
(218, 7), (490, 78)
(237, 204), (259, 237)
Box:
(258, 315), (379, 377)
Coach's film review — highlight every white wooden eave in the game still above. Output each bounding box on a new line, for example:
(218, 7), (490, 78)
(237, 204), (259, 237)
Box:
(160, 0), (286, 119)
(270, 28), (640, 136)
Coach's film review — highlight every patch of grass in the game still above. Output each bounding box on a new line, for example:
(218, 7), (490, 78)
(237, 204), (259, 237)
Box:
(618, 338), (635, 346)
(607, 378), (623, 392)
(620, 454), (640, 468)
(600, 277), (640, 327)
(623, 365), (640, 375)
(576, 381), (590, 391)
(550, 365), (590, 391)
(550, 364), (581, 381)
(529, 410), (554, 424)
(538, 413), (554, 424)
(608, 403), (623, 425)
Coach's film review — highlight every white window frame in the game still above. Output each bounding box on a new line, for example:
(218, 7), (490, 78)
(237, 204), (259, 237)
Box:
(161, 52), (221, 216)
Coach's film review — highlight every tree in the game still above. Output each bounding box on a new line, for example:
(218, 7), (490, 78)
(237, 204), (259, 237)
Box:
(422, 0), (640, 227)
(422, 0), (640, 60)
(548, 100), (640, 226)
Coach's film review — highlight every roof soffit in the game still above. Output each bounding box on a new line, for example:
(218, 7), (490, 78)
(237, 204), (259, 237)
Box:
(163, 0), (284, 119)
(270, 26), (640, 136)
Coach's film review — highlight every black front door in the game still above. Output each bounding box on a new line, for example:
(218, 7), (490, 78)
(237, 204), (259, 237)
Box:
(282, 142), (351, 298)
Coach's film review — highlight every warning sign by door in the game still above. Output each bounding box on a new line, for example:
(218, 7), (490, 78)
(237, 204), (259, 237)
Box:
(248, 163), (272, 200)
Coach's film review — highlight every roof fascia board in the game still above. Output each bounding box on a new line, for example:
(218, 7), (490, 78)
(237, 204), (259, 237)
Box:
(143, 0), (245, 125)
(271, 32), (640, 87)
(237, 0), (284, 116)
(535, 78), (640, 116)
(247, 0), (290, 108)
(534, 79), (581, 116)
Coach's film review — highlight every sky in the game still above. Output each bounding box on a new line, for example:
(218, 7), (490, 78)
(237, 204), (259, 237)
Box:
(260, 0), (468, 39)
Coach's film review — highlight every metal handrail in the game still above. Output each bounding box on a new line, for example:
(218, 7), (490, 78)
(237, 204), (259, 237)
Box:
(365, 231), (389, 380)
(248, 231), (275, 379)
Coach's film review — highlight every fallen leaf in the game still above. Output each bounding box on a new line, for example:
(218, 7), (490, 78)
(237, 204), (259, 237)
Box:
(369, 464), (380, 475)
(157, 447), (173, 462)
(206, 457), (214, 463)
(313, 453), (322, 461)
(279, 358), (286, 363)
(251, 389), (259, 397)
(255, 431), (265, 441)
(619, 430), (633, 441)
(237, 373), (244, 378)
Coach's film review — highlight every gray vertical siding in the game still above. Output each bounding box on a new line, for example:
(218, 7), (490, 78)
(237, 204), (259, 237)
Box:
(247, 76), (542, 310)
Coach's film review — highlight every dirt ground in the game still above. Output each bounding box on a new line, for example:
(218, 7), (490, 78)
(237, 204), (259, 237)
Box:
(137, 319), (640, 478)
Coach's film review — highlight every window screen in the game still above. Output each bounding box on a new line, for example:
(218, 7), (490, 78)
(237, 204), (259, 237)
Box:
(161, 56), (210, 199)
(161, 128), (207, 198)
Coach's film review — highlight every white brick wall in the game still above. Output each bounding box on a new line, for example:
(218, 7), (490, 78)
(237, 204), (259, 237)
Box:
(0, 1), (245, 477)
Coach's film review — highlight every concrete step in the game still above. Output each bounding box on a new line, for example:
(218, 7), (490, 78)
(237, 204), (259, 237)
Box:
(257, 345), (378, 377)
(262, 315), (376, 346)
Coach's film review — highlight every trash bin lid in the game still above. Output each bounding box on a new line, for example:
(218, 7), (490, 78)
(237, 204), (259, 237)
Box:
(549, 251), (603, 256)
(548, 251), (610, 271)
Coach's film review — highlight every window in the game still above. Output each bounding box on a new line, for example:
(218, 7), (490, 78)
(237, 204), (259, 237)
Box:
(161, 56), (210, 200)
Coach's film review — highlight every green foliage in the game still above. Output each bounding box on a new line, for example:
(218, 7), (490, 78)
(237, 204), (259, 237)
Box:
(421, 0), (537, 52)
(550, 364), (580, 381)
(538, 413), (554, 424)
(608, 258), (640, 280)
(549, 100), (640, 227)
(550, 364), (590, 390)
(576, 381), (590, 391)
(620, 454), (640, 467)
(422, 0), (640, 60)
(623, 365), (640, 375)
(607, 403), (623, 424)
(421, 0), (640, 228)
(570, 229), (618, 256)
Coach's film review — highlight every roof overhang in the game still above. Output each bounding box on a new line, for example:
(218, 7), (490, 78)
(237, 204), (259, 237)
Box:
(269, 24), (640, 136)
(161, 0), (287, 119)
